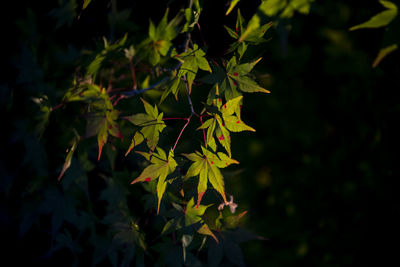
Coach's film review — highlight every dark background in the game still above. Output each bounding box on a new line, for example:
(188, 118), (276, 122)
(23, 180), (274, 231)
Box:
(2, 0), (400, 266)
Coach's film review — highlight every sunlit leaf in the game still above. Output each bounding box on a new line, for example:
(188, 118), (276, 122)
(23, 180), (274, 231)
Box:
(125, 98), (166, 152)
(226, 0), (241, 16)
(198, 96), (255, 154)
(350, 1), (397, 31)
(185, 198), (218, 242)
(131, 148), (177, 214)
(183, 147), (238, 207)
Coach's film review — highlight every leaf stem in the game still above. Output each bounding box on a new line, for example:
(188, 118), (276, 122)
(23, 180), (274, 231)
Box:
(51, 102), (66, 111)
(172, 116), (191, 152)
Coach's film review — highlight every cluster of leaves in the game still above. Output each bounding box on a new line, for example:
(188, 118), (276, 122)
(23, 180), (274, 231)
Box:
(21, 0), (273, 265)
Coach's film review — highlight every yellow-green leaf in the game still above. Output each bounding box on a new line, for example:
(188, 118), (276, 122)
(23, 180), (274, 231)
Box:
(349, 1), (397, 31)
(372, 44), (398, 67)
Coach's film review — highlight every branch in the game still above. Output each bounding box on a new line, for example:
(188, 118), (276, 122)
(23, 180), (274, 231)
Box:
(120, 76), (169, 98)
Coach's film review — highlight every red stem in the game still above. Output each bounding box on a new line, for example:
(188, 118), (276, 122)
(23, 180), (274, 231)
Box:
(162, 117), (188, 121)
(51, 102), (65, 111)
(112, 95), (125, 106)
(172, 117), (191, 151)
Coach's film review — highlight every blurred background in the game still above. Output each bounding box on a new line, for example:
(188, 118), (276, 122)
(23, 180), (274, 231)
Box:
(2, 0), (400, 266)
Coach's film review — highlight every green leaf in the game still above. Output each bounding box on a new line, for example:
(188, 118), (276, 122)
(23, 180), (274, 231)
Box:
(84, 104), (122, 161)
(125, 98), (166, 153)
(223, 115), (255, 132)
(142, 9), (182, 65)
(372, 44), (398, 67)
(86, 36), (127, 80)
(177, 44), (211, 92)
(202, 57), (269, 102)
(183, 147), (238, 207)
(229, 74), (270, 94)
(185, 198), (218, 242)
(160, 77), (183, 103)
(131, 148), (177, 214)
(58, 130), (80, 181)
(198, 96), (255, 154)
(224, 25), (239, 39)
(226, 0), (241, 16)
(258, 0), (314, 18)
(182, 6), (201, 32)
(83, 0), (91, 10)
(349, 1), (397, 31)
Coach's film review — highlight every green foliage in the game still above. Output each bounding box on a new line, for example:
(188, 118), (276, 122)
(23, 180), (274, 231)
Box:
(7, 0), (275, 265)
(349, 0), (397, 31)
(125, 98), (166, 153)
(349, 0), (399, 67)
(131, 147), (177, 214)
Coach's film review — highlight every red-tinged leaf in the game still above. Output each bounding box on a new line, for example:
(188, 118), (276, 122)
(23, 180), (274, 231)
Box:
(223, 115), (255, 132)
(97, 119), (108, 161)
(221, 96), (243, 116)
(98, 140), (105, 161)
(198, 224), (218, 243)
(215, 152), (239, 168)
(231, 57), (262, 76)
(197, 191), (206, 208)
(108, 121), (123, 140)
(131, 148), (177, 214)
(215, 121), (231, 157)
(183, 147), (238, 206)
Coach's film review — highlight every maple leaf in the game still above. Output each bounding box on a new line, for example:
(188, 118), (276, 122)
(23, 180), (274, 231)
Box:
(177, 44), (211, 92)
(131, 147), (177, 214)
(87, 109), (123, 161)
(185, 198), (218, 243)
(202, 56), (269, 105)
(125, 98), (166, 154)
(141, 9), (182, 65)
(182, 147), (239, 208)
(64, 82), (123, 161)
(198, 96), (255, 156)
(160, 44), (211, 103)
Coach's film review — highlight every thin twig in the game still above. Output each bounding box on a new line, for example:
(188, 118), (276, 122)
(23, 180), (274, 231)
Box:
(120, 77), (169, 98)
(196, 22), (207, 47)
(184, 80), (195, 115)
(129, 59), (137, 90)
(51, 102), (65, 111)
(172, 116), (191, 152)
